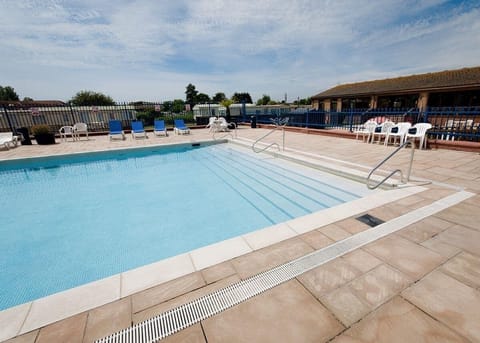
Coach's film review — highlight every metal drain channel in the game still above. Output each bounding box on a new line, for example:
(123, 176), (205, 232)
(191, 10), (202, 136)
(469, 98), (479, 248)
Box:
(95, 190), (474, 343)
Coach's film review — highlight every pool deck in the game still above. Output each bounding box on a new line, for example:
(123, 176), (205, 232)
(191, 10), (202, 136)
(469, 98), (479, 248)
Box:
(1, 127), (479, 343)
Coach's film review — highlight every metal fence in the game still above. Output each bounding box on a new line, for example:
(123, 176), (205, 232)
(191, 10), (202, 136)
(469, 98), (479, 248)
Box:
(1, 104), (479, 142)
(244, 107), (480, 142)
(0, 102), (195, 136)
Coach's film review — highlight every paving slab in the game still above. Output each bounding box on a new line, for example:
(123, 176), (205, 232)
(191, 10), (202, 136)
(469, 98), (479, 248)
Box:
(332, 296), (468, 343)
(202, 280), (344, 343)
(402, 270), (480, 342)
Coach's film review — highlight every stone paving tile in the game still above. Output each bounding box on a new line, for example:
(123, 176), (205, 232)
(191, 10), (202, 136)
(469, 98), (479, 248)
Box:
(318, 224), (352, 241)
(364, 235), (445, 280)
(162, 324), (206, 343)
(131, 272), (205, 314)
(320, 285), (371, 327)
(348, 264), (412, 309)
(200, 261), (237, 285)
(231, 237), (313, 279)
(420, 235), (462, 258)
(297, 259), (362, 298)
(133, 275), (240, 325)
(440, 252), (480, 289)
(83, 297), (131, 343)
(335, 217), (371, 234)
(3, 331), (38, 343)
(402, 270), (480, 342)
(432, 224), (480, 256)
(332, 296), (468, 343)
(341, 249), (383, 274)
(435, 202), (479, 231)
(36, 312), (87, 343)
(298, 230), (334, 250)
(396, 216), (453, 243)
(202, 280), (344, 343)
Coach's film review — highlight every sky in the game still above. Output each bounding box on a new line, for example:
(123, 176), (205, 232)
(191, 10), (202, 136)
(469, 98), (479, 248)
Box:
(1, 0), (479, 103)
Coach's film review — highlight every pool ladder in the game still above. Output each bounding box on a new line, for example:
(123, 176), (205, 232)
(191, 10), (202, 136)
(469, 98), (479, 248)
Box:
(252, 117), (289, 153)
(366, 140), (415, 189)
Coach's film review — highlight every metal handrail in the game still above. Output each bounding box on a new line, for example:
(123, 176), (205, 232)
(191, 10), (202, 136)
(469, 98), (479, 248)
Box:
(251, 117), (289, 153)
(213, 122), (237, 140)
(366, 139), (415, 190)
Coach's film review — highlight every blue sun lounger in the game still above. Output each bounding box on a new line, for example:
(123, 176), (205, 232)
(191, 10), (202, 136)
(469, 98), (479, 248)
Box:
(109, 120), (125, 140)
(153, 119), (168, 136)
(174, 119), (190, 135)
(131, 120), (147, 139)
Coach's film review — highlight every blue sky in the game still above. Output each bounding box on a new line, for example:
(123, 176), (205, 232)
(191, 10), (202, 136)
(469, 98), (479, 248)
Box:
(1, 0), (479, 103)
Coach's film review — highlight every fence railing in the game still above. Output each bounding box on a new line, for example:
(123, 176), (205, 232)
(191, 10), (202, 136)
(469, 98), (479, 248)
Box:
(242, 107), (480, 142)
(2, 104), (479, 142)
(0, 103), (195, 136)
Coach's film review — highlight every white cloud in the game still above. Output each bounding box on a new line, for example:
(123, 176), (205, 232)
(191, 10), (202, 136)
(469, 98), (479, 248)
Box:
(0, 0), (479, 102)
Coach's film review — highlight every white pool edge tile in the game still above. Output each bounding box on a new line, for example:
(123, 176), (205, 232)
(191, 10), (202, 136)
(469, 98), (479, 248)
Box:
(120, 253), (195, 298)
(19, 274), (121, 335)
(189, 236), (253, 270)
(242, 223), (297, 251)
(0, 302), (31, 342)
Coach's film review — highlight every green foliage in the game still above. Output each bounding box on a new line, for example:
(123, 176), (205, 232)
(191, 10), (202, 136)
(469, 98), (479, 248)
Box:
(293, 97), (312, 105)
(212, 92), (226, 103)
(185, 83), (198, 107)
(171, 99), (185, 113)
(0, 86), (19, 101)
(231, 92), (253, 104)
(196, 93), (210, 104)
(256, 94), (271, 106)
(69, 90), (115, 106)
(23, 97), (34, 102)
(31, 124), (51, 135)
(135, 110), (156, 126)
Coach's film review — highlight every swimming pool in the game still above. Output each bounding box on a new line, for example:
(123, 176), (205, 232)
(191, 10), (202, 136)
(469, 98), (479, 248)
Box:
(0, 142), (373, 310)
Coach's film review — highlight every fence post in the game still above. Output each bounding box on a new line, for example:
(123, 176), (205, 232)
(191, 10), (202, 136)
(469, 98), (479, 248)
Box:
(305, 111), (309, 128)
(68, 104), (76, 124)
(349, 106), (354, 132)
(3, 105), (15, 132)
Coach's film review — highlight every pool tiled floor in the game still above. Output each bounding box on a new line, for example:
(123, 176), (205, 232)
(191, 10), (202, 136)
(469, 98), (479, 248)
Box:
(1, 127), (479, 342)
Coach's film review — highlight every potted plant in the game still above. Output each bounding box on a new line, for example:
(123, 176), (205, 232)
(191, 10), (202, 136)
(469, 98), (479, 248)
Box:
(32, 124), (56, 145)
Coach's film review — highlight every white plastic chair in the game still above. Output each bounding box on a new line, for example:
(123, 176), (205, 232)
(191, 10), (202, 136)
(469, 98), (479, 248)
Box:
(217, 117), (229, 132)
(73, 123), (88, 140)
(206, 117), (217, 132)
(59, 126), (74, 142)
(384, 122), (411, 146)
(371, 120), (395, 144)
(354, 121), (377, 143)
(0, 132), (18, 150)
(405, 123), (432, 149)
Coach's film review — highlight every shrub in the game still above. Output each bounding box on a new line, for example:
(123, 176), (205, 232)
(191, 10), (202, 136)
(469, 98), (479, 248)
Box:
(31, 124), (51, 135)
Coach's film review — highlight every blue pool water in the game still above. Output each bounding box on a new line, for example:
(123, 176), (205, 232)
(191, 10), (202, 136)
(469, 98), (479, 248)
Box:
(0, 143), (371, 310)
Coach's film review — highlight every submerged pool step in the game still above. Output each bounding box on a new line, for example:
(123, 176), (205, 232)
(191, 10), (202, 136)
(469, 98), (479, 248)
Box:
(199, 148), (354, 216)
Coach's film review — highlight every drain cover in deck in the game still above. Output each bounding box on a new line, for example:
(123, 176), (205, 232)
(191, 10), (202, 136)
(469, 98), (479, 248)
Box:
(356, 214), (385, 227)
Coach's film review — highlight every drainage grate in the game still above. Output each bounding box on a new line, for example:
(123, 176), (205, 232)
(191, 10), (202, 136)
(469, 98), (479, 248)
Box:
(356, 214), (385, 227)
(96, 190), (474, 343)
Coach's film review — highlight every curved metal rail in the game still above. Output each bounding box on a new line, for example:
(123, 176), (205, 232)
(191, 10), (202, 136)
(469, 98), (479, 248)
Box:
(251, 117), (289, 153)
(366, 140), (415, 190)
(213, 122), (237, 140)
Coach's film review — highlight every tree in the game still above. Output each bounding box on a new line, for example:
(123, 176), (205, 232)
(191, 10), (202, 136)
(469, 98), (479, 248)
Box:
(196, 93), (210, 104)
(69, 90), (115, 106)
(172, 99), (185, 113)
(0, 86), (20, 101)
(212, 92), (226, 103)
(185, 84), (198, 108)
(256, 94), (271, 106)
(23, 97), (34, 102)
(162, 100), (173, 112)
(293, 97), (312, 105)
(231, 92), (253, 104)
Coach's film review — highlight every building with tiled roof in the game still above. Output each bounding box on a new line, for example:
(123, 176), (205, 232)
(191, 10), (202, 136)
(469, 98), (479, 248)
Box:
(312, 66), (480, 112)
